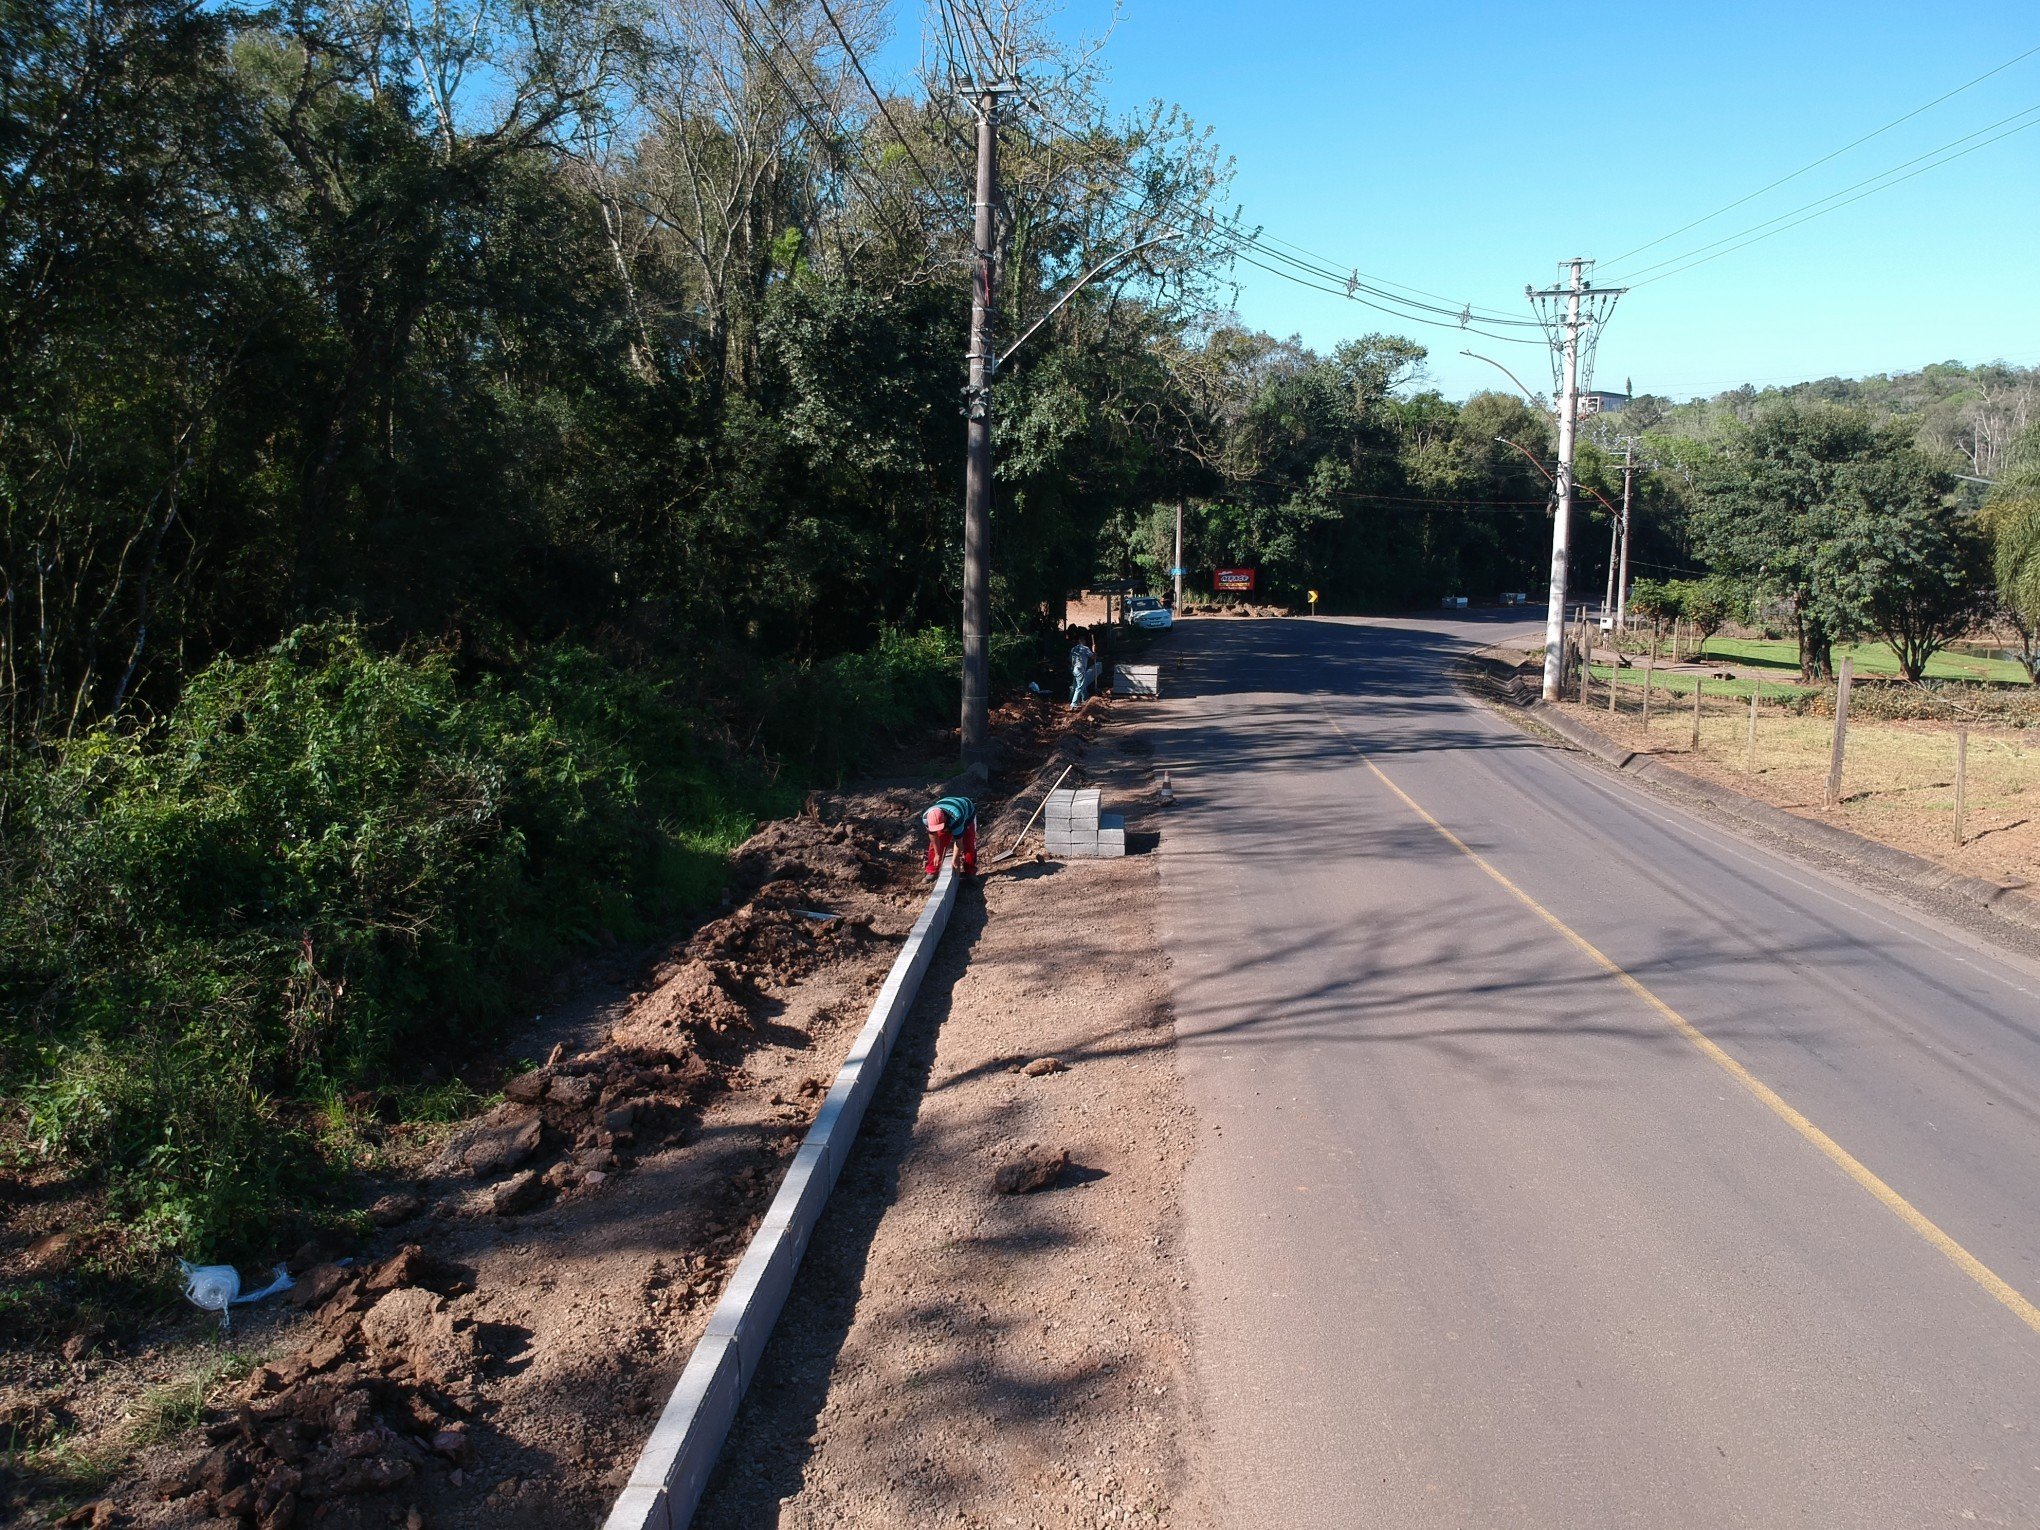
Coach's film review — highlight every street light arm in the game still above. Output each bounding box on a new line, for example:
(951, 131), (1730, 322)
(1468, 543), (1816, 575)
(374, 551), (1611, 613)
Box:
(996, 231), (1183, 368)
(1495, 435), (1624, 520)
(1495, 436), (1555, 486)
(1462, 350), (1548, 409)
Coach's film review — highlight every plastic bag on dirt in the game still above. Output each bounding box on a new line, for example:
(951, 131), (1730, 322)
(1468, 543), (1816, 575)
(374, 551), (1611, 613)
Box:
(180, 1261), (294, 1329)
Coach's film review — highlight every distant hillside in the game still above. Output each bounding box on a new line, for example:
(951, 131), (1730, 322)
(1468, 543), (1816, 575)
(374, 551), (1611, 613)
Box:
(1605, 361), (2038, 479)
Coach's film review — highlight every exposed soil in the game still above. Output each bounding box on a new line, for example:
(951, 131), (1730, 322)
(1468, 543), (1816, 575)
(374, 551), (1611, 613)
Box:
(3, 690), (1096, 1529)
(696, 721), (1209, 1528)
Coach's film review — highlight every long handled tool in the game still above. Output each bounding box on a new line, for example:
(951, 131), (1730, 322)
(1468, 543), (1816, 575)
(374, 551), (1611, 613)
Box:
(991, 764), (1075, 863)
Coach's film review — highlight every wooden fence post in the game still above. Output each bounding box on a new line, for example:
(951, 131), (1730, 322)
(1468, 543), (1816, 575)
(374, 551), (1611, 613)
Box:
(1641, 645), (1656, 729)
(1746, 683), (1759, 774)
(1824, 658), (1853, 808)
(1954, 728), (1968, 846)
(1608, 647), (1620, 716)
(1689, 676), (1703, 750)
(1579, 611), (1590, 705)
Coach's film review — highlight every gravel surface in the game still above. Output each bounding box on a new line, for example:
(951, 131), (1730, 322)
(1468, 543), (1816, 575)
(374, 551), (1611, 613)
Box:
(696, 727), (1210, 1530)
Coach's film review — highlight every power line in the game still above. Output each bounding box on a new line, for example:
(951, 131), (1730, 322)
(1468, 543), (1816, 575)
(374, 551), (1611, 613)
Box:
(908, 1), (983, 185)
(1250, 228), (1537, 326)
(1620, 107), (2040, 289)
(1015, 94), (1547, 334)
(812, 0), (948, 192)
(1221, 232), (1545, 329)
(1605, 99), (2040, 283)
(1225, 246), (1546, 345)
(709, 0), (905, 226)
(1234, 472), (1553, 510)
(1606, 41), (2040, 268)
(931, 0), (995, 87)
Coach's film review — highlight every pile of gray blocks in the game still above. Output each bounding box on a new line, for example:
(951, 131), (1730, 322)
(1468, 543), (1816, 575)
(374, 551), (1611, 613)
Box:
(1045, 787), (1125, 858)
(1113, 663), (1160, 697)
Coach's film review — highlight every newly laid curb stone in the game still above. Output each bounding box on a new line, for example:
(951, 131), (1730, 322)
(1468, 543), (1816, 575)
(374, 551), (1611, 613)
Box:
(1531, 702), (2040, 937)
(602, 860), (961, 1530)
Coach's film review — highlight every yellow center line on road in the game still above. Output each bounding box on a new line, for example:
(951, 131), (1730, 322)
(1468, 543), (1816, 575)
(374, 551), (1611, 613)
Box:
(1323, 709), (2040, 1338)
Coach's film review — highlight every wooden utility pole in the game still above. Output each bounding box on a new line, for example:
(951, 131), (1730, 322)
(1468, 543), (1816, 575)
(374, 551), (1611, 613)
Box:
(958, 88), (1001, 777)
(1172, 503), (1184, 613)
(1954, 728), (1969, 846)
(1825, 658), (1854, 808)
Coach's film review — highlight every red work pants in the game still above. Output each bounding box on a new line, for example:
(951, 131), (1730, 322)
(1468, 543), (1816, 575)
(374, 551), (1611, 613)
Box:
(924, 821), (977, 876)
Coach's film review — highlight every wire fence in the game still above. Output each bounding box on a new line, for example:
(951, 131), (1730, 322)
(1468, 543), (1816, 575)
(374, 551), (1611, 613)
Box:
(1577, 657), (2037, 857)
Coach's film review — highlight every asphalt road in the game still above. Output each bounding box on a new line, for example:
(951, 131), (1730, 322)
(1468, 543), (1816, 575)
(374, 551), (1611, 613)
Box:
(1148, 611), (2040, 1529)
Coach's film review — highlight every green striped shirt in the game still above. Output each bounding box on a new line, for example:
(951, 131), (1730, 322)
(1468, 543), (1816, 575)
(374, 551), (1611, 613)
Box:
(930, 795), (976, 830)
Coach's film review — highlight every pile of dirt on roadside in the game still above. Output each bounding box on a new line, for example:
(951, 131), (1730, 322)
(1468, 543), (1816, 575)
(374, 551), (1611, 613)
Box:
(20, 733), (1081, 1530)
(152, 1246), (478, 1527)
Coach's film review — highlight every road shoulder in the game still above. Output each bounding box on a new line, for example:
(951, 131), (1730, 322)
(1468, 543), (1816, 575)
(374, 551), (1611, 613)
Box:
(694, 724), (1209, 1529)
(1459, 649), (2040, 960)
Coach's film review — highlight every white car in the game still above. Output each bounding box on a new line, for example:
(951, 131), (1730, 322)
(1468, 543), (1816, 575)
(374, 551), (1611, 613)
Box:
(1123, 596), (1174, 631)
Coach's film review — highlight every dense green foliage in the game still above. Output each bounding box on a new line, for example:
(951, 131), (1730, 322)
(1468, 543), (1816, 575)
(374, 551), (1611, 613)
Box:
(0, 628), (787, 1253)
(1619, 361), (2038, 483)
(1981, 440), (2040, 682)
(1685, 404), (1987, 681)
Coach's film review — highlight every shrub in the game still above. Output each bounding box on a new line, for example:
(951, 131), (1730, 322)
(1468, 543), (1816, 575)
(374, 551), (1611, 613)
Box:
(750, 627), (1030, 781)
(0, 626), (773, 1258)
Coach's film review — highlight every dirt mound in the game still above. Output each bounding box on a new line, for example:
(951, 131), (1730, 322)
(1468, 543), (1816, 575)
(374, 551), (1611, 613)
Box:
(428, 1051), (706, 1209)
(157, 1246), (482, 1526)
(609, 803), (923, 1057)
(726, 811), (909, 898)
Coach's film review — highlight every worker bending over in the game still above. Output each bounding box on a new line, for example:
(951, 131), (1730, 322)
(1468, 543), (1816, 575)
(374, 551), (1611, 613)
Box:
(923, 795), (978, 877)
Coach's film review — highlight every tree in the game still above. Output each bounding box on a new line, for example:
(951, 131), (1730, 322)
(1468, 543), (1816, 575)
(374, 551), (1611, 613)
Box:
(1983, 504), (2040, 683)
(1679, 577), (1734, 658)
(1979, 434), (2040, 683)
(1693, 404), (1912, 681)
(1822, 454), (1982, 682)
(1627, 577), (1680, 657)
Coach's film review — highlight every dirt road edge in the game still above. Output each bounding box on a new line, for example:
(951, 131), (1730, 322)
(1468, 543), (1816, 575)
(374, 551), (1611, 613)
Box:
(602, 859), (962, 1530)
(1503, 681), (2040, 938)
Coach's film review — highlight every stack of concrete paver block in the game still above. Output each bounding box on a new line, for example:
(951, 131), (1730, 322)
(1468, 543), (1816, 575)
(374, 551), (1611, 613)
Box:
(1043, 787), (1125, 858)
(1113, 663), (1160, 697)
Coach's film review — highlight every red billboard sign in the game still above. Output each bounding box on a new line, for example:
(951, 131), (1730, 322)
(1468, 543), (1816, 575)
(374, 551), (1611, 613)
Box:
(1213, 567), (1256, 593)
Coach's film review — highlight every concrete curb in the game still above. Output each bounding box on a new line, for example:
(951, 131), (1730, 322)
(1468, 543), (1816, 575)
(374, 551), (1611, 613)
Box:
(601, 860), (962, 1530)
(1528, 701), (2040, 936)
(1535, 704), (1635, 771)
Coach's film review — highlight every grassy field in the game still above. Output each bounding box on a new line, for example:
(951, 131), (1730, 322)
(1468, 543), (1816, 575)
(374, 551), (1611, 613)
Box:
(1628, 634), (2032, 686)
(1556, 684), (2038, 890)
(1590, 663), (1786, 701)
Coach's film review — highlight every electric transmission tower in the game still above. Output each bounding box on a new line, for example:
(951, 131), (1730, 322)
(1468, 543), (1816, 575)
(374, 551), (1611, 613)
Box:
(1527, 259), (1625, 701)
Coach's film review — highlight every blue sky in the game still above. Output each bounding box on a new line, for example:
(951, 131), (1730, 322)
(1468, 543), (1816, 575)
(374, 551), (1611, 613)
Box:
(878, 2), (2040, 401)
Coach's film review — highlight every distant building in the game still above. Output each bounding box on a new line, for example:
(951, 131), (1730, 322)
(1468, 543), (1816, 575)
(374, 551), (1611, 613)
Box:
(1578, 390), (1629, 416)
